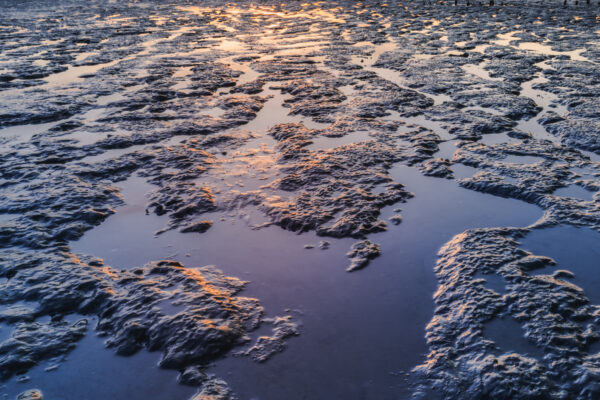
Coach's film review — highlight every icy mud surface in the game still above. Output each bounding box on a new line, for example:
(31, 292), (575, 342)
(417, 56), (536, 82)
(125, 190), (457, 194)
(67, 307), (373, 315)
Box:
(0, 0), (599, 399)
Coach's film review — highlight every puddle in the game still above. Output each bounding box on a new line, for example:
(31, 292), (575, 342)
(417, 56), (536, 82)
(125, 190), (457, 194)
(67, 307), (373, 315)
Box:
(354, 41), (453, 106)
(589, 340), (600, 355)
(472, 44), (491, 54)
(515, 117), (559, 144)
(72, 175), (166, 267)
(436, 140), (459, 159)
(452, 163), (478, 179)
(0, 317), (196, 400)
(41, 62), (119, 88)
(412, 53), (436, 61)
(70, 160), (542, 400)
(518, 42), (590, 63)
(0, 213), (18, 224)
(521, 226), (600, 304)
(202, 106), (226, 118)
(462, 62), (503, 82)
(493, 31), (592, 63)
(473, 272), (508, 295)
(234, 63), (259, 86)
(479, 132), (520, 146)
(242, 87), (329, 135)
(462, 106), (504, 116)
(0, 121), (57, 148)
(97, 87), (141, 107)
(62, 129), (114, 146)
(369, 63), (453, 106)
(553, 184), (596, 201)
(386, 165), (541, 232)
(580, 149), (600, 163)
(484, 316), (545, 359)
(0, 323), (12, 343)
(353, 41), (397, 66)
(515, 69), (564, 145)
(306, 130), (372, 151)
(80, 141), (146, 164)
(387, 111), (452, 141)
(521, 73), (567, 116)
(216, 39), (246, 53)
(494, 31), (521, 47)
(502, 154), (546, 164)
(156, 298), (187, 316)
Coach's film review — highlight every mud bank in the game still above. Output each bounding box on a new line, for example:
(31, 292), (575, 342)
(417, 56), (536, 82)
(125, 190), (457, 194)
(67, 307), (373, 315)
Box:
(1, 0), (600, 398)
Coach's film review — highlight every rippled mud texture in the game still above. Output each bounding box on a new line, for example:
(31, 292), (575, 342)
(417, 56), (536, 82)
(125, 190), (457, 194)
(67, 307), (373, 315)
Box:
(16, 390), (42, 400)
(346, 240), (381, 272)
(414, 226), (600, 399)
(0, 249), (272, 393)
(2, 0), (600, 398)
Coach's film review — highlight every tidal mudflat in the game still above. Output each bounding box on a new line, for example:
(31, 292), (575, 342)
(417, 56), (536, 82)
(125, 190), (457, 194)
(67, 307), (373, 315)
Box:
(1, 0), (599, 399)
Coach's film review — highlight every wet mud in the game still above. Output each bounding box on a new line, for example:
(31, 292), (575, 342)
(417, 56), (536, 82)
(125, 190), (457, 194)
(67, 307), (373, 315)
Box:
(1, 0), (600, 399)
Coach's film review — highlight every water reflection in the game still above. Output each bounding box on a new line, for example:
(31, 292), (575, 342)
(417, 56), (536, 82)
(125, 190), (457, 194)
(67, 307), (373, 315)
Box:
(2, 1), (600, 399)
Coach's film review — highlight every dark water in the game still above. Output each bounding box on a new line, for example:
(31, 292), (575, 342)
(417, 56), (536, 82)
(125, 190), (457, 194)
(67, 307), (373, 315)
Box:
(477, 225), (600, 363)
(484, 317), (545, 360)
(2, 0), (591, 397)
(553, 185), (597, 202)
(43, 162), (542, 400)
(1, 317), (195, 400)
(521, 226), (600, 305)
